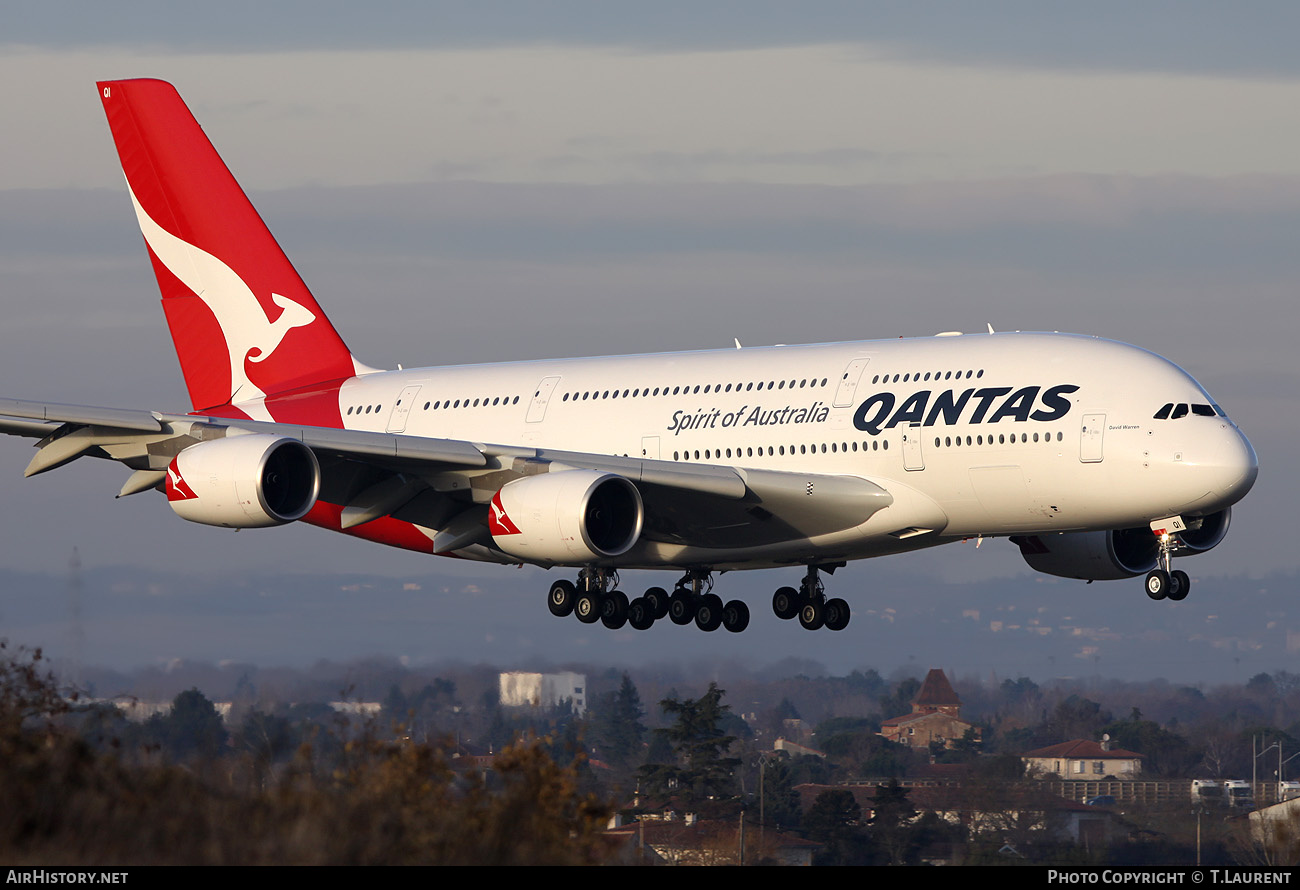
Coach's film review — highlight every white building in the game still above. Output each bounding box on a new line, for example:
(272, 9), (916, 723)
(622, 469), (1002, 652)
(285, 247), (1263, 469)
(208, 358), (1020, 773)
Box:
(499, 671), (587, 715)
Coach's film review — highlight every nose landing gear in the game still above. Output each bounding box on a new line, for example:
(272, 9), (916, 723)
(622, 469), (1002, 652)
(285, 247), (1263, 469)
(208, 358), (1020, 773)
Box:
(1144, 524), (1191, 602)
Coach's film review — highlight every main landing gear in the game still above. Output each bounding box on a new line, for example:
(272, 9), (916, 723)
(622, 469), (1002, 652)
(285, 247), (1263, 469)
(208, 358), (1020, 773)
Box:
(545, 568), (750, 633)
(1144, 529), (1190, 602)
(772, 565), (851, 631)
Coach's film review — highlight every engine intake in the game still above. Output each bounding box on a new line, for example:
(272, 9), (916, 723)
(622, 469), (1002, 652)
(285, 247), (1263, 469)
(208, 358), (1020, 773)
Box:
(490, 470), (643, 564)
(166, 434), (320, 528)
(1175, 508), (1231, 557)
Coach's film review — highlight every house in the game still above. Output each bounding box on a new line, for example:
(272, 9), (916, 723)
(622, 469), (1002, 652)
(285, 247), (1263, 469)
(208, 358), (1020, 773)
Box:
(879, 669), (980, 750)
(1021, 739), (1143, 780)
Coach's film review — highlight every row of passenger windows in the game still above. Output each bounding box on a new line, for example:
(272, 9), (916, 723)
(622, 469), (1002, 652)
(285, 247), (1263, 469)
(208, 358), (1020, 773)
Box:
(563, 378), (831, 402)
(1153, 402), (1220, 420)
(934, 431), (1063, 447)
(421, 396), (521, 410)
(872, 369), (985, 384)
(671, 430), (1065, 463)
(346, 395), (523, 416)
(675, 440), (889, 461)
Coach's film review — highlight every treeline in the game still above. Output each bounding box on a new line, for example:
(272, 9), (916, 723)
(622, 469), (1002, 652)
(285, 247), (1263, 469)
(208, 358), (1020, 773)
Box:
(1, 643), (612, 865)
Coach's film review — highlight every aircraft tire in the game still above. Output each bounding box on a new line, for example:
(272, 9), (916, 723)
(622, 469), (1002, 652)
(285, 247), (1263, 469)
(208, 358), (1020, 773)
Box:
(695, 593), (724, 632)
(1145, 570), (1169, 600)
(772, 587), (799, 620)
(629, 597), (655, 630)
(1168, 570), (1191, 602)
(644, 586), (670, 619)
(669, 589), (696, 625)
(722, 600), (750, 633)
(548, 580), (577, 617)
(601, 590), (629, 629)
(575, 591), (603, 623)
(799, 599), (825, 631)
(824, 598), (851, 631)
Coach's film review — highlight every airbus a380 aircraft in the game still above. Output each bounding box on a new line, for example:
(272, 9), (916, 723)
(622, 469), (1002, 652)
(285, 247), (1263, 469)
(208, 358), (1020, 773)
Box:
(0, 80), (1258, 635)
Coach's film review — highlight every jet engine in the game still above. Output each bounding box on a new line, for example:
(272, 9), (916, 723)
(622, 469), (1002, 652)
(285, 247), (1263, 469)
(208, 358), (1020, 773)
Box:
(165, 434), (320, 528)
(1174, 508), (1231, 557)
(1012, 509), (1232, 581)
(489, 470), (643, 564)
(1011, 527), (1159, 581)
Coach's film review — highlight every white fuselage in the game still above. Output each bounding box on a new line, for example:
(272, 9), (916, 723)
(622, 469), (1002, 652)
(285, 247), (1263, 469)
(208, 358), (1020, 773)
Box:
(243, 331), (1256, 571)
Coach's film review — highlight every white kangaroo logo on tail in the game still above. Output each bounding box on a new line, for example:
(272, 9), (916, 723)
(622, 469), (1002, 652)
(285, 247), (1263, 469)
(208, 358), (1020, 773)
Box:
(127, 184), (315, 420)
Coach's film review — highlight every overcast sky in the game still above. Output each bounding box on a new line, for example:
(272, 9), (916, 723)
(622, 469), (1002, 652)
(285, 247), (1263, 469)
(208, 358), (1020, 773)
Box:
(1, 3), (1297, 672)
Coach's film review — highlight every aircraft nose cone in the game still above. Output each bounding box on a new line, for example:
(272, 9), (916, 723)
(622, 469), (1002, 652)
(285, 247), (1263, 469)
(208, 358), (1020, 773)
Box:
(1210, 425), (1258, 507)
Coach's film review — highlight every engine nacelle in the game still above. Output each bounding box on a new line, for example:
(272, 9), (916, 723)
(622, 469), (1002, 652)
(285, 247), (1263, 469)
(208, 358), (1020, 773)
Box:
(1174, 508), (1231, 557)
(489, 470), (643, 564)
(1011, 527), (1159, 581)
(166, 434), (320, 528)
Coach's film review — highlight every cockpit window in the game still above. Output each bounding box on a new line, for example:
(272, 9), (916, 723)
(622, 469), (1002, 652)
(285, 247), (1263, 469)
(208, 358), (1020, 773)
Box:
(1171, 403), (1189, 419)
(1192, 404), (1215, 417)
(1154, 403), (1173, 419)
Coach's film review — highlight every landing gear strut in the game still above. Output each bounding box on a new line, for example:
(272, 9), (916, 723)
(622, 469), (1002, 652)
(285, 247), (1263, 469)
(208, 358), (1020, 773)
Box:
(773, 565), (850, 631)
(669, 571), (749, 633)
(1144, 528), (1191, 602)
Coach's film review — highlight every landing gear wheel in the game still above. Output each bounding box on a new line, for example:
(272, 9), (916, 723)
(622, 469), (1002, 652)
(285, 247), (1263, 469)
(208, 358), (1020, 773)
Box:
(547, 580), (576, 617)
(644, 586), (670, 620)
(575, 590), (603, 623)
(1145, 570), (1169, 601)
(628, 597), (655, 630)
(601, 590), (629, 629)
(772, 587), (799, 620)
(1168, 570), (1190, 602)
(824, 598), (851, 631)
(799, 598), (825, 631)
(695, 593), (724, 632)
(722, 600), (750, 633)
(668, 588), (696, 625)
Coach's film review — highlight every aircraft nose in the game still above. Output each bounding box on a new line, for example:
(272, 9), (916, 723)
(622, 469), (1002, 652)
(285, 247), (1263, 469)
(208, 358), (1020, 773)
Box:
(1205, 424), (1258, 508)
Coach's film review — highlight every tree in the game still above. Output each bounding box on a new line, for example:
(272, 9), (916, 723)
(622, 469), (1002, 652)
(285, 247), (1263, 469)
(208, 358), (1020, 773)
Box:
(591, 673), (645, 773)
(869, 778), (920, 865)
(640, 682), (740, 805)
(804, 788), (868, 865)
(142, 688), (227, 761)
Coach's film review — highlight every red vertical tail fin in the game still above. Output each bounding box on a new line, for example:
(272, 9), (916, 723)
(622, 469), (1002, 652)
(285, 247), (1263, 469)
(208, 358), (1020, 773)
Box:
(97, 79), (360, 413)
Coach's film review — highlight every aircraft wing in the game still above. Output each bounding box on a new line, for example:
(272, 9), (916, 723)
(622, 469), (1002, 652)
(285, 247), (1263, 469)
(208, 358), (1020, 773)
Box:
(0, 398), (893, 553)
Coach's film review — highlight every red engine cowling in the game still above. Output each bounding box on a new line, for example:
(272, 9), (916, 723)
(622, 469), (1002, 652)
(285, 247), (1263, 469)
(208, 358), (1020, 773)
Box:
(166, 434), (320, 528)
(489, 470), (643, 564)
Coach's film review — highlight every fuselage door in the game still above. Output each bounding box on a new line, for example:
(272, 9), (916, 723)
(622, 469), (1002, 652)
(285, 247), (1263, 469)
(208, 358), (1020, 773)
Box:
(386, 384), (423, 433)
(833, 357), (872, 408)
(526, 376), (561, 423)
(641, 436), (661, 460)
(1080, 413), (1106, 463)
(902, 422), (925, 471)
